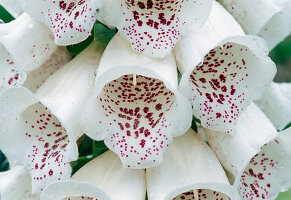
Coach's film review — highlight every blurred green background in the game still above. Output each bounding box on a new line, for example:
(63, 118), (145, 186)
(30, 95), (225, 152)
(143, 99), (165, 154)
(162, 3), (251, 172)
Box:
(0, 4), (291, 200)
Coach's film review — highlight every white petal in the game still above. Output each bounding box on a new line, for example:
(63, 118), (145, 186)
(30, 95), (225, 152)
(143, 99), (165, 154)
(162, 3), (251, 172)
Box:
(0, 42), (104, 193)
(98, 0), (212, 58)
(0, 0), (23, 17)
(0, 166), (39, 200)
(174, 1), (276, 134)
(146, 129), (237, 200)
(219, 0), (291, 50)
(80, 33), (192, 169)
(23, 47), (72, 93)
(205, 103), (291, 199)
(0, 13), (57, 72)
(16, 0), (100, 45)
(0, 43), (26, 93)
(40, 151), (146, 200)
(255, 82), (291, 131)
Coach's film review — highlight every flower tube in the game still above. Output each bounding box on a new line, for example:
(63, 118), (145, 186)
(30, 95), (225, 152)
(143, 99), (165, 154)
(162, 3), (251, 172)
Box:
(205, 103), (291, 200)
(219, 0), (291, 50)
(23, 47), (72, 93)
(0, 41), (104, 193)
(146, 129), (238, 200)
(98, 0), (212, 58)
(16, 0), (100, 45)
(0, 13), (57, 72)
(40, 151), (146, 200)
(80, 33), (192, 169)
(174, 1), (276, 134)
(255, 82), (291, 131)
(0, 166), (39, 200)
(0, 0), (23, 17)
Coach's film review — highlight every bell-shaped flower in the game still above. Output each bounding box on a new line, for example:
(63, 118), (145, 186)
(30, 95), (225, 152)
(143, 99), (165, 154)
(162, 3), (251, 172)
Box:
(146, 129), (238, 200)
(40, 151), (146, 200)
(0, 0), (23, 17)
(219, 0), (291, 50)
(0, 41), (104, 193)
(0, 13), (62, 92)
(174, 1), (276, 134)
(0, 166), (39, 200)
(80, 33), (192, 169)
(255, 82), (291, 131)
(16, 0), (100, 45)
(0, 13), (57, 72)
(98, 0), (212, 58)
(205, 102), (291, 200)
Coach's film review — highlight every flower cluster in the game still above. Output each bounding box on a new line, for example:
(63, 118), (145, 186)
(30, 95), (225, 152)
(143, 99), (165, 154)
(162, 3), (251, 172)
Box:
(0, 0), (290, 200)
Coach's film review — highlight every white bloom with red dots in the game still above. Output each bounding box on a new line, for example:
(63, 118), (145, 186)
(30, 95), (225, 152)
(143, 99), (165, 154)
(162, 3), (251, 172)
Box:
(16, 0), (101, 45)
(255, 82), (291, 131)
(0, 13), (57, 72)
(0, 14), (61, 93)
(174, 1), (276, 134)
(0, 42), (104, 193)
(146, 129), (239, 200)
(205, 103), (291, 200)
(40, 151), (146, 200)
(98, 0), (212, 58)
(0, 0), (22, 17)
(219, 0), (291, 50)
(0, 166), (39, 200)
(80, 33), (192, 169)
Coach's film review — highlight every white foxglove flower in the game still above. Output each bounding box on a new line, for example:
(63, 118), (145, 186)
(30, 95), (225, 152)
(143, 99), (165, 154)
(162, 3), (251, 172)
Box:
(0, 13), (57, 72)
(0, 166), (39, 200)
(146, 129), (238, 200)
(41, 151), (146, 200)
(16, 0), (100, 45)
(0, 42), (104, 193)
(23, 47), (72, 93)
(205, 103), (291, 200)
(255, 82), (291, 131)
(0, 0), (23, 17)
(219, 0), (291, 50)
(174, 1), (276, 134)
(80, 33), (192, 169)
(98, 0), (212, 58)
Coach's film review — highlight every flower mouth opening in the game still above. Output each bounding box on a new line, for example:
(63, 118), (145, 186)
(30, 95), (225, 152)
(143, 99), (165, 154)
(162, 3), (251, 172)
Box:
(21, 102), (70, 186)
(188, 42), (259, 134)
(173, 189), (231, 200)
(239, 142), (279, 200)
(96, 74), (176, 167)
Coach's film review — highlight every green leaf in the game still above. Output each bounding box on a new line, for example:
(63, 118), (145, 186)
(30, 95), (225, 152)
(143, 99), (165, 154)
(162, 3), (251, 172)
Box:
(276, 189), (291, 200)
(78, 135), (94, 156)
(0, 6), (14, 23)
(92, 140), (109, 157)
(93, 21), (117, 46)
(66, 36), (94, 56)
(0, 150), (9, 172)
(71, 155), (94, 174)
(283, 121), (291, 131)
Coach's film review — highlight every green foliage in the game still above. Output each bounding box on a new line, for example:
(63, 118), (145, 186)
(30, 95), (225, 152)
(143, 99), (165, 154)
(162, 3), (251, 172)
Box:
(66, 36), (94, 56)
(0, 6), (14, 23)
(0, 150), (9, 172)
(277, 189), (291, 200)
(93, 21), (117, 46)
(270, 35), (291, 65)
